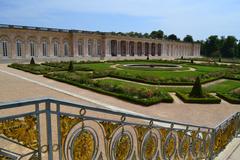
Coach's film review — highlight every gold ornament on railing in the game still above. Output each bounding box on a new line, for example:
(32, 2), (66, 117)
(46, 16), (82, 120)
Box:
(73, 130), (95, 160)
(60, 116), (81, 146)
(0, 155), (12, 160)
(164, 133), (176, 159)
(214, 118), (237, 154)
(114, 133), (131, 160)
(100, 121), (119, 140)
(135, 126), (148, 142)
(178, 131), (190, 159)
(0, 116), (38, 149)
(143, 133), (157, 160)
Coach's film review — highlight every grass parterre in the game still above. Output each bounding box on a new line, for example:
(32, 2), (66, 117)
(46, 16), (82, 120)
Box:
(8, 59), (240, 105)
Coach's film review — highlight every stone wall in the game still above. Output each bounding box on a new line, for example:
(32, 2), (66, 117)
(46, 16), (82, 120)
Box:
(0, 25), (201, 63)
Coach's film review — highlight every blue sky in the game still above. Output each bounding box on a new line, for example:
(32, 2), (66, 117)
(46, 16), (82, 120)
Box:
(0, 0), (240, 40)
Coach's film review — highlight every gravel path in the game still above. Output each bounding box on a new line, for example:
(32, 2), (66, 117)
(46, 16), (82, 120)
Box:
(94, 77), (228, 88)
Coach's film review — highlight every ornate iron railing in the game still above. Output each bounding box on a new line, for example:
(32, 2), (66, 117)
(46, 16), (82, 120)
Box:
(0, 98), (239, 160)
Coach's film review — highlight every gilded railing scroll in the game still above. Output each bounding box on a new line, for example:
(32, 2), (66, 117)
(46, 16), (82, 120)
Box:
(0, 98), (239, 160)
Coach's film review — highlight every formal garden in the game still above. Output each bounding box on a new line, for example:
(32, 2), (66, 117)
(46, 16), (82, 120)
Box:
(9, 58), (240, 106)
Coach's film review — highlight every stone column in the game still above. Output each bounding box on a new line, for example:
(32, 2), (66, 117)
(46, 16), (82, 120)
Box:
(22, 40), (27, 58)
(174, 44), (177, 57)
(142, 42), (145, 56)
(134, 42), (137, 57)
(48, 38), (53, 57)
(171, 45), (174, 57)
(126, 41), (129, 56)
(0, 42), (3, 59)
(148, 42), (151, 56)
(104, 39), (111, 57)
(155, 43), (158, 56)
(60, 39), (64, 57)
(72, 35), (78, 57)
(6, 42), (11, 59)
(12, 41), (16, 59)
(117, 40), (121, 56)
(83, 38), (88, 57)
(93, 39), (97, 57)
(25, 40), (30, 58)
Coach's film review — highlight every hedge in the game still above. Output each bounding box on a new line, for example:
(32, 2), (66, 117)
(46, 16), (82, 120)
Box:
(8, 63), (63, 75)
(8, 64), (43, 75)
(44, 74), (173, 106)
(176, 92), (221, 104)
(216, 93), (240, 104)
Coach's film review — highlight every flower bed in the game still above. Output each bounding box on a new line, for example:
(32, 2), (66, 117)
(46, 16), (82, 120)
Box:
(45, 72), (173, 106)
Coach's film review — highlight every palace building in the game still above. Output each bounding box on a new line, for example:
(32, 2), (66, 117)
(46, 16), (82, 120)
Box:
(0, 24), (201, 63)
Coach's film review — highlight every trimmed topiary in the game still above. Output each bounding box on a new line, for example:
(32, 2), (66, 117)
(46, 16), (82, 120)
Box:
(30, 57), (35, 65)
(189, 77), (204, 98)
(191, 59), (194, 63)
(68, 61), (74, 72)
(219, 57), (222, 62)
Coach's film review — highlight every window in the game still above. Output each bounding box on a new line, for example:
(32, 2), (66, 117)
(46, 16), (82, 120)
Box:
(42, 42), (47, 56)
(16, 40), (22, 57)
(78, 40), (83, 56)
(2, 41), (8, 57)
(54, 42), (59, 56)
(88, 40), (93, 56)
(97, 41), (101, 56)
(64, 42), (68, 56)
(30, 41), (35, 56)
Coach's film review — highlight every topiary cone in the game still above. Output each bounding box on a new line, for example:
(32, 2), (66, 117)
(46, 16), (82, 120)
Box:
(189, 76), (204, 98)
(68, 61), (74, 72)
(30, 57), (35, 65)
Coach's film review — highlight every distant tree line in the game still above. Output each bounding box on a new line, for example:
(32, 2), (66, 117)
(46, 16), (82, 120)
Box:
(110, 30), (194, 42)
(199, 36), (240, 58)
(110, 30), (240, 58)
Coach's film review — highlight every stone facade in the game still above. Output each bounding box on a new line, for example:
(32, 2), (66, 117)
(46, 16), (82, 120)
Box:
(0, 24), (201, 63)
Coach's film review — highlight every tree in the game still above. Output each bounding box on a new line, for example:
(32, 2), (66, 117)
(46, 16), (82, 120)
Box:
(204, 35), (221, 57)
(189, 77), (204, 98)
(237, 41), (240, 58)
(30, 57), (35, 65)
(220, 36), (238, 58)
(167, 34), (179, 41)
(143, 33), (150, 38)
(68, 61), (74, 72)
(150, 30), (164, 39)
(183, 35), (194, 43)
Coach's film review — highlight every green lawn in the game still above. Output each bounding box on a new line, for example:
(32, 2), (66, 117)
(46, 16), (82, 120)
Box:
(205, 80), (240, 93)
(8, 60), (240, 104)
(96, 78), (240, 94)
(71, 61), (231, 84)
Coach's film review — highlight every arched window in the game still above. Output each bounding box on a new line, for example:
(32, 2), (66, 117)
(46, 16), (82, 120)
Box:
(88, 40), (93, 56)
(129, 41), (134, 56)
(78, 40), (83, 56)
(111, 40), (117, 56)
(2, 41), (8, 57)
(54, 42), (59, 56)
(30, 41), (35, 57)
(64, 42), (69, 56)
(42, 41), (48, 56)
(16, 40), (22, 57)
(137, 42), (142, 56)
(97, 40), (101, 56)
(157, 44), (162, 56)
